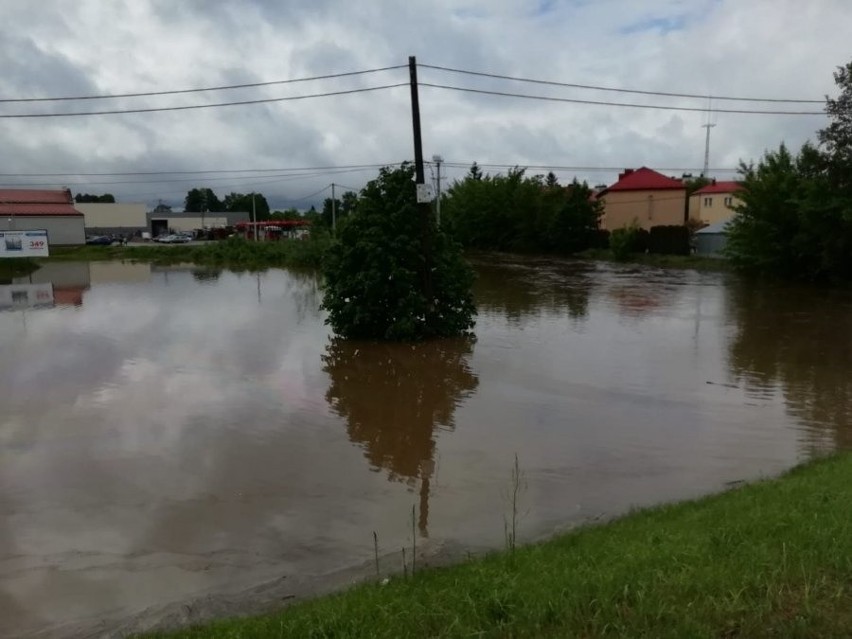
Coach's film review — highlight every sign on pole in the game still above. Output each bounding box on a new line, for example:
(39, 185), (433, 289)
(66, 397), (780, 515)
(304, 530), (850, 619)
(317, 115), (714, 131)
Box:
(0, 230), (49, 258)
(416, 183), (434, 204)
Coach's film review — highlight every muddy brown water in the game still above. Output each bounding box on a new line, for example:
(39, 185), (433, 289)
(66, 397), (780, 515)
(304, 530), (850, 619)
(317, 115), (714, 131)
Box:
(1, 258), (850, 637)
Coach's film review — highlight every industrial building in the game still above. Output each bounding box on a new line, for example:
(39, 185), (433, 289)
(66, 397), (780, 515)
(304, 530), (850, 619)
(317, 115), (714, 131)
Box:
(146, 210), (250, 237)
(75, 202), (148, 236)
(0, 188), (86, 245)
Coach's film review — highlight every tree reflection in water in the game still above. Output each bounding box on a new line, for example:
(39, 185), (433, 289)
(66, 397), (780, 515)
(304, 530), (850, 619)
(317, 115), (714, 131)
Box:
(322, 338), (479, 536)
(727, 281), (852, 452)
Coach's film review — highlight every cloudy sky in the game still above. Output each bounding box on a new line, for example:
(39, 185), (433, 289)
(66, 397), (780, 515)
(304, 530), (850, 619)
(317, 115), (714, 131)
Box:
(0, 0), (848, 209)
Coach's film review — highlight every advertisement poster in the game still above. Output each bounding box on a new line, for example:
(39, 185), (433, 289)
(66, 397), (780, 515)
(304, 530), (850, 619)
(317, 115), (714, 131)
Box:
(0, 229), (49, 258)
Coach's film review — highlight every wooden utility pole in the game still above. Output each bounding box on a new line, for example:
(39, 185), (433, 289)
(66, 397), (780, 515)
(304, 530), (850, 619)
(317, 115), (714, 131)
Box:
(331, 182), (337, 233)
(408, 55), (434, 304)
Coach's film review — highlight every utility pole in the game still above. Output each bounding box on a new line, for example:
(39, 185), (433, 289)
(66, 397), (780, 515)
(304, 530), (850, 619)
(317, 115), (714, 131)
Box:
(432, 154), (443, 227)
(701, 123), (716, 177)
(331, 182), (336, 233)
(701, 98), (715, 178)
(408, 55), (434, 303)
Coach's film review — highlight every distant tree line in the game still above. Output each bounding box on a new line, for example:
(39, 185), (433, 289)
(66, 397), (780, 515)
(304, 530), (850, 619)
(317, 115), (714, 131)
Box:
(442, 164), (604, 254)
(75, 193), (115, 203)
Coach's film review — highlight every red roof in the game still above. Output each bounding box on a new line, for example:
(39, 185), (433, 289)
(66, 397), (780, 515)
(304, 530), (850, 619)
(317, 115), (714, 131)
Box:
(693, 181), (744, 195)
(599, 167), (685, 195)
(0, 188), (82, 216)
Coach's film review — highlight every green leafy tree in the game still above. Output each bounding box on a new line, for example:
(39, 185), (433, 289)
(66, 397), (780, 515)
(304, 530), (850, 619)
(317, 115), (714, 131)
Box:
(819, 60), (852, 191)
(222, 192), (270, 220)
(269, 207), (303, 221)
(725, 59), (852, 281)
(184, 188), (222, 212)
(468, 162), (483, 181)
(75, 193), (115, 203)
(726, 142), (852, 280)
(341, 191), (358, 216)
(443, 168), (600, 254)
(545, 171), (559, 188)
(321, 164), (476, 340)
(317, 191), (358, 229)
(548, 179), (603, 253)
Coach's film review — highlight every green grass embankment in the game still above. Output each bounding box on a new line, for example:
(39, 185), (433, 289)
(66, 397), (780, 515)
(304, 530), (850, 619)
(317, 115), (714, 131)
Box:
(146, 453), (852, 638)
(45, 236), (331, 270)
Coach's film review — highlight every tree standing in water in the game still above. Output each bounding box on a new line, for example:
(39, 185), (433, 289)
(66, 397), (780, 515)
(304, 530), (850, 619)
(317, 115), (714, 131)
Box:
(321, 164), (476, 341)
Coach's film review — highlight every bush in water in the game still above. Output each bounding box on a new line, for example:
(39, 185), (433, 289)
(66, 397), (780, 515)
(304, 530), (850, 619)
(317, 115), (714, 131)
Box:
(321, 164), (476, 341)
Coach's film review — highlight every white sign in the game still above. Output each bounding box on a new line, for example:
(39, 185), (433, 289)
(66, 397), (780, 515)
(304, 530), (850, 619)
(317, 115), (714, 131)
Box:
(0, 283), (54, 311)
(416, 183), (434, 203)
(0, 230), (49, 258)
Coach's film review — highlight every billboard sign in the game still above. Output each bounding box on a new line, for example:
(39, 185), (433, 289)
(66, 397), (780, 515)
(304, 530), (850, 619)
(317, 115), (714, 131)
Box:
(0, 229), (49, 258)
(0, 283), (54, 311)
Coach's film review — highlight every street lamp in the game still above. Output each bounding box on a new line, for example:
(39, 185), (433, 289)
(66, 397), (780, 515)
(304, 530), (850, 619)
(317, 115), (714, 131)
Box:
(431, 155), (443, 227)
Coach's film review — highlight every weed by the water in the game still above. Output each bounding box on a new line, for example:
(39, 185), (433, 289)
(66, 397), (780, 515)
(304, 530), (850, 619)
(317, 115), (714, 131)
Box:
(44, 236), (331, 270)
(143, 454), (852, 639)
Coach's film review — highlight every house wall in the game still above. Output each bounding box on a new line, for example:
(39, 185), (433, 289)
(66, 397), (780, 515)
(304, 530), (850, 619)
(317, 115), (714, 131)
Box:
(689, 193), (743, 225)
(0, 216), (86, 245)
(75, 203), (147, 231)
(599, 189), (686, 230)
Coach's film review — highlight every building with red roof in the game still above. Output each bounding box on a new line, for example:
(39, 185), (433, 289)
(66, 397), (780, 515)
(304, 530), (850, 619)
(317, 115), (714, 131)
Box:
(689, 180), (744, 225)
(597, 168), (687, 230)
(0, 188), (86, 245)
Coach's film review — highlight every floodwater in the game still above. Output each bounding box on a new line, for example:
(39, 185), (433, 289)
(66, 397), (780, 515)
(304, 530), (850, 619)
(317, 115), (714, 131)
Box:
(1, 258), (850, 637)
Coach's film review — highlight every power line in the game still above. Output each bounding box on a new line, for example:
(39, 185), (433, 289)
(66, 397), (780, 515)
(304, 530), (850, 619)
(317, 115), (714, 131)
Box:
(440, 162), (740, 172)
(0, 163), (395, 178)
(0, 84), (408, 118)
(0, 66), (407, 103)
(285, 185), (332, 202)
(0, 171), (369, 189)
(420, 83), (826, 116)
(418, 64), (825, 104)
(0, 167), (384, 187)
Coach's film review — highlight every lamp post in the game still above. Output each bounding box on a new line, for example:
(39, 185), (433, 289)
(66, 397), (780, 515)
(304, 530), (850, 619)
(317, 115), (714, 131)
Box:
(431, 154), (443, 227)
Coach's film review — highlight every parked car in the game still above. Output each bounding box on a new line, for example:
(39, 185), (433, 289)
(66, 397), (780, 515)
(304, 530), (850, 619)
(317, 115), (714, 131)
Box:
(156, 234), (191, 244)
(85, 235), (113, 246)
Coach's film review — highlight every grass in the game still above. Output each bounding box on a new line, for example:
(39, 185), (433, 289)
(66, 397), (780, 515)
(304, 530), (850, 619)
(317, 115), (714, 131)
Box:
(42, 241), (725, 276)
(44, 236), (331, 270)
(144, 453), (852, 638)
(577, 248), (731, 272)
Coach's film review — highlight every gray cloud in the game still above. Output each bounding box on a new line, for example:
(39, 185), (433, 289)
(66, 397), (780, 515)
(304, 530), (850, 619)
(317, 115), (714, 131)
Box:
(0, 0), (847, 208)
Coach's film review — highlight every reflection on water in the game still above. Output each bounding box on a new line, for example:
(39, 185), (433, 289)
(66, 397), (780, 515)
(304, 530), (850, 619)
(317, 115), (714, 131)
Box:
(2, 262), (93, 310)
(727, 281), (852, 452)
(472, 257), (593, 323)
(323, 339), (478, 535)
(2, 257), (852, 637)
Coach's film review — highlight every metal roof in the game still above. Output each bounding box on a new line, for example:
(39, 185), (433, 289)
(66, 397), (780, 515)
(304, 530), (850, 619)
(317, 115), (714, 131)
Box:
(0, 188), (82, 216)
(695, 217), (735, 234)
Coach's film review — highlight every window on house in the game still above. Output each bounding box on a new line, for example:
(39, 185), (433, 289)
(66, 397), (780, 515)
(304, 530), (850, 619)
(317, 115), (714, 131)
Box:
(724, 196), (733, 207)
(704, 197), (712, 207)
